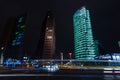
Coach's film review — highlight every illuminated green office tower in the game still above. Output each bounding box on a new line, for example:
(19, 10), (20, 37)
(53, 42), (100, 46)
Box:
(73, 6), (96, 60)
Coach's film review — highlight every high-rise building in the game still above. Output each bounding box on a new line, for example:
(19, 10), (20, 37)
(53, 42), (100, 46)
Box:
(73, 6), (96, 60)
(94, 40), (100, 56)
(118, 41), (120, 48)
(0, 15), (26, 59)
(35, 11), (55, 59)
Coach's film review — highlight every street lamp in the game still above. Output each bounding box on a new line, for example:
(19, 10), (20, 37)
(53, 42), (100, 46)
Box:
(60, 52), (63, 65)
(0, 47), (4, 67)
(69, 52), (72, 59)
(69, 52), (72, 63)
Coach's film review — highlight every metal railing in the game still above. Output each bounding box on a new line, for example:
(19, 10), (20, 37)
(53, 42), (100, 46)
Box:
(1, 59), (120, 68)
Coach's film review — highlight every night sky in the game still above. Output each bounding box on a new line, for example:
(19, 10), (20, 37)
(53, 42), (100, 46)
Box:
(0, 0), (120, 58)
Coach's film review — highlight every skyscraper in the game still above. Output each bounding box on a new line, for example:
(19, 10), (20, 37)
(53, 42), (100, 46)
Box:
(73, 6), (96, 60)
(118, 41), (120, 48)
(35, 11), (55, 59)
(94, 40), (100, 56)
(0, 15), (26, 59)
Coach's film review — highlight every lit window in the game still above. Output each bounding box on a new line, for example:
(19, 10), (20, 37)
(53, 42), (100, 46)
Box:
(18, 17), (23, 23)
(48, 29), (52, 32)
(1, 47), (4, 50)
(47, 36), (52, 39)
(20, 25), (26, 29)
(46, 27), (48, 30)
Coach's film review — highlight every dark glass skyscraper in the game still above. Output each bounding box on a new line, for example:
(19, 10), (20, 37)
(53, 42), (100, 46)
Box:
(0, 15), (26, 59)
(36, 11), (55, 59)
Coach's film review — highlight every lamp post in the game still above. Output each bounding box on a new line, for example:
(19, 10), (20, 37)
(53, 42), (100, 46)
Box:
(60, 52), (63, 65)
(0, 47), (4, 67)
(69, 52), (72, 63)
(69, 52), (72, 59)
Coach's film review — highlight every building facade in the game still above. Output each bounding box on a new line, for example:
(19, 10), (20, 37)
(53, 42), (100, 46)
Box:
(36, 11), (55, 59)
(73, 6), (96, 60)
(118, 41), (120, 48)
(0, 15), (26, 59)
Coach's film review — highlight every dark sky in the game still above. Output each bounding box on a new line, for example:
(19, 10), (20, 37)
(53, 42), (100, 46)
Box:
(0, 0), (120, 58)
